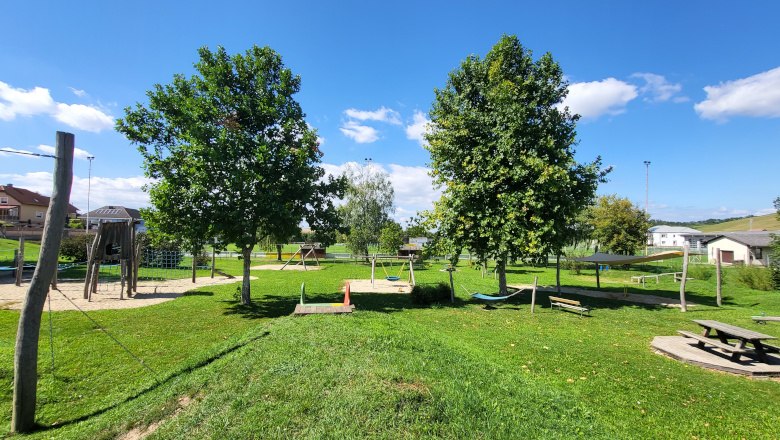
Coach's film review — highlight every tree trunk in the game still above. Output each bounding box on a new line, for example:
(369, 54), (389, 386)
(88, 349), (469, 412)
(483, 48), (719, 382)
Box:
(497, 259), (508, 295)
(241, 246), (252, 305)
(556, 253), (561, 294)
(276, 244), (282, 261)
(12, 131), (74, 433)
(191, 249), (197, 283)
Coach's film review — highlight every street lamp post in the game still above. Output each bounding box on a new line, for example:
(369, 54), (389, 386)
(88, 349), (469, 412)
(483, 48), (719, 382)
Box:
(86, 156), (95, 234)
(644, 160), (651, 256)
(643, 161), (651, 215)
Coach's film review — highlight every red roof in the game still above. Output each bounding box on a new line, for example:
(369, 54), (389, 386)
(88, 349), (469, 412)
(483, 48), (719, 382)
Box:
(0, 184), (79, 213)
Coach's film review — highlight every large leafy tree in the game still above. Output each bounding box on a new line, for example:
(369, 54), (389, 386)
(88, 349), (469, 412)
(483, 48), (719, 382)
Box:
(426, 35), (606, 294)
(379, 221), (404, 254)
(339, 163), (395, 258)
(586, 195), (650, 255)
(117, 45), (344, 304)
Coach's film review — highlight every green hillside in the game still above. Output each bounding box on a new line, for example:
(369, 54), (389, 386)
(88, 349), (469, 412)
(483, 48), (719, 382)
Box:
(696, 213), (780, 232)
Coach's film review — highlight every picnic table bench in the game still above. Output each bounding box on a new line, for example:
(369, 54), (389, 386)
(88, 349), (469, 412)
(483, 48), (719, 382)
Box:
(548, 296), (589, 317)
(752, 316), (780, 324)
(678, 319), (778, 363)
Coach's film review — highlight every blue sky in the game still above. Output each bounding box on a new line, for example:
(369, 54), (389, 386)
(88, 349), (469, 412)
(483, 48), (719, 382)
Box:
(1, 1), (778, 223)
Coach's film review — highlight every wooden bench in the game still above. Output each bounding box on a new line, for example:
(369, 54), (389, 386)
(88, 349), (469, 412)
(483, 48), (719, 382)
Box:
(677, 330), (752, 354)
(752, 316), (780, 324)
(549, 296), (589, 317)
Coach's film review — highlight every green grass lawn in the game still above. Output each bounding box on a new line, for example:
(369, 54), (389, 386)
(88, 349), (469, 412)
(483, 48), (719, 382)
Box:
(1, 258), (779, 438)
(0, 238), (42, 266)
(695, 213), (780, 232)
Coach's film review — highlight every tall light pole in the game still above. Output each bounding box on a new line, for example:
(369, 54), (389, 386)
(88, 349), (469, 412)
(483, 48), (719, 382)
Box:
(643, 161), (651, 215)
(644, 160), (651, 256)
(86, 155), (95, 235)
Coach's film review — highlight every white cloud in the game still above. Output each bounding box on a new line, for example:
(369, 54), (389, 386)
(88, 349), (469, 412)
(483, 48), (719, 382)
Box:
(0, 171), (151, 212)
(632, 73), (684, 102)
(69, 87), (87, 98)
(0, 80), (114, 132)
(53, 103), (114, 132)
(0, 81), (55, 120)
(37, 144), (94, 160)
(405, 111), (430, 146)
(339, 120), (379, 143)
(344, 106), (401, 125)
(559, 78), (638, 120)
(694, 66), (780, 121)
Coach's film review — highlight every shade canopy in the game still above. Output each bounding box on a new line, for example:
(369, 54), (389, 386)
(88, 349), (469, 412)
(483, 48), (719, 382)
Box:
(572, 251), (684, 265)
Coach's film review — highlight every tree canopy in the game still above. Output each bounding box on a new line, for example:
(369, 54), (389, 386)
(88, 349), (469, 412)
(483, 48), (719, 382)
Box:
(379, 221), (404, 254)
(339, 163), (395, 257)
(586, 195), (650, 255)
(426, 35), (607, 293)
(116, 45), (344, 304)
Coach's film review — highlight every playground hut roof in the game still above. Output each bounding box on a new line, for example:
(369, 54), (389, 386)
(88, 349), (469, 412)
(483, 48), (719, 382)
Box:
(573, 251), (684, 265)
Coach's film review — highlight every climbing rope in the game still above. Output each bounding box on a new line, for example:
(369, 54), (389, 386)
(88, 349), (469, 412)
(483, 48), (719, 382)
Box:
(54, 289), (158, 380)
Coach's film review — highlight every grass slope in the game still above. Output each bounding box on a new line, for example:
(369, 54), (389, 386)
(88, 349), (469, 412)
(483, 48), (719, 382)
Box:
(1, 259), (779, 438)
(696, 213), (780, 232)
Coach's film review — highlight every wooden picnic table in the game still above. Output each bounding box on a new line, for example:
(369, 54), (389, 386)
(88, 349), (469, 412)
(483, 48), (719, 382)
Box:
(686, 320), (778, 363)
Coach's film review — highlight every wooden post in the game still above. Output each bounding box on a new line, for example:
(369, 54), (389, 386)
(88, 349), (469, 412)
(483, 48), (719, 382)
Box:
(594, 246), (600, 289)
(448, 266), (455, 303)
(12, 131), (74, 433)
(15, 237), (25, 286)
(371, 256), (375, 287)
(408, 256), (415, 286)
(120, 259), (126, 300)
(531, 276), (538, 314)
(556, 254), (561, 294)
(715, 247), (722, 307)
(679, 244), (689, 312)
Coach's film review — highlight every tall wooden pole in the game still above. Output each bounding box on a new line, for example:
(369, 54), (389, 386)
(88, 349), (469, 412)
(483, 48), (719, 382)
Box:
(12, 131), (74, 433)
(15, 237), (25, 286)
(531, 276), (538, 314)
(715, 247), (722, 307)
(679, 244), (689, 312)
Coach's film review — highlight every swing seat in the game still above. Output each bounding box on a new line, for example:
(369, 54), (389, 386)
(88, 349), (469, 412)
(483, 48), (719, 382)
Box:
(471, 288), (525, 302)
(386, 276), (401, 281)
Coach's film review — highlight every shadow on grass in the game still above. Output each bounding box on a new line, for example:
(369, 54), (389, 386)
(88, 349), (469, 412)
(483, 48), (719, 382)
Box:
(33, 330), (271, 434)
(222, 294), (296, 319)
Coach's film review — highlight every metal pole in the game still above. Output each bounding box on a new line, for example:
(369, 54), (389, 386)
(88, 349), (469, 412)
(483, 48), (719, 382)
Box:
(86, 155), (94, 256)
(644, 160), (650, 256)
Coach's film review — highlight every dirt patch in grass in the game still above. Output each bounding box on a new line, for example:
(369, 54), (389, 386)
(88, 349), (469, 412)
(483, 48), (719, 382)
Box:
(0, 276), (251, 311)
(118, 394), (198, 440)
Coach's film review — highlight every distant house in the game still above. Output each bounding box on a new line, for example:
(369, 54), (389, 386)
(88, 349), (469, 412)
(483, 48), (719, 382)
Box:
(705, 232), (777, 267)
(648, 225), (703, 249)
(0, 183), (78, 226)
(81, 206), (145, 232)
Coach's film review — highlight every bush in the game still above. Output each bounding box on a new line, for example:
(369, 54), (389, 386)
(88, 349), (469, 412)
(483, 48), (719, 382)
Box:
(562, 250), (589, 275)
(410, 282), (451, 305)
(733, 265), (774, 291)
(59, 234), (94, 262)
(687, 264), (714, 281)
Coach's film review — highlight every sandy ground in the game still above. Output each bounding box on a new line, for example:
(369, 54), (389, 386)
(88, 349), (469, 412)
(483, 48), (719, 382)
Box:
(251, 264), (321, 271)
(0, 276), (250, 311)
(512, 284), (696, 308)
(346, 279), (412, 294)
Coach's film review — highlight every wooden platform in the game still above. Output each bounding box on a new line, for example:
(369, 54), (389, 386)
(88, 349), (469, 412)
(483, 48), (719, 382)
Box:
(293, 304), (355, 315)
(652, 336), (780, 378)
